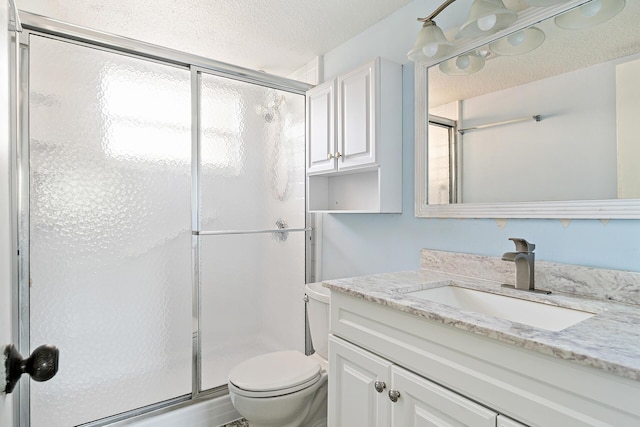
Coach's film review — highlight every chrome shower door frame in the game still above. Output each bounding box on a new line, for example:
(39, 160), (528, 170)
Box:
(12, 11), (312, 427)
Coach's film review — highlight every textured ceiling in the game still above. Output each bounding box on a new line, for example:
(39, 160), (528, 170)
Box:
(16, 0), (413, 77)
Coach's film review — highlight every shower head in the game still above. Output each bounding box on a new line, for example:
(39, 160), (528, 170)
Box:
(257, 93), (286, 123)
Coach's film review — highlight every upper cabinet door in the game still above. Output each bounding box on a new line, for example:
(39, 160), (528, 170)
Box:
(337, 58), (377, 170)
(306, 80), (336, 174)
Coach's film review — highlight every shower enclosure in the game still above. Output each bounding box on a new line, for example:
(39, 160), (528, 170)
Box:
(11, 12), (310, 427)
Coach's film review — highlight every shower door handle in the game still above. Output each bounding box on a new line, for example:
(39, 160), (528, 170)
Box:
(4, 344), (60, 393)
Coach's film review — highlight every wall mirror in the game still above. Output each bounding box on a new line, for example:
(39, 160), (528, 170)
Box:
(414, 0), (640, 218)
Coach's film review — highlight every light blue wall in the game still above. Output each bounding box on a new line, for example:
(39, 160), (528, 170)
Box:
(318, 1), (640, 280)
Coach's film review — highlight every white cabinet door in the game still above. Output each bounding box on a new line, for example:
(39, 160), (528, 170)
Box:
(329, 335), (392, 427)
(337, 59), (377, 170)
(497, 415), (529, 427)
(306, 79), (336, 174)
(391, 365), (498, 427)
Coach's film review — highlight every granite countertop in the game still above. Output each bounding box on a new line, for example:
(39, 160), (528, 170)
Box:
(323, 268), (640, 382)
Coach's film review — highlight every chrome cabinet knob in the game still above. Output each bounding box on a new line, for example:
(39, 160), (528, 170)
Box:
(327, 153), (334, 160)
(335, 151), (342, 158)
(374, 381), (386, 393)
(388, 389), (401, 402)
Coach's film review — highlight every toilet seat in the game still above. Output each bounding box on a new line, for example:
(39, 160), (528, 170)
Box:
(229, 350), (322, 398)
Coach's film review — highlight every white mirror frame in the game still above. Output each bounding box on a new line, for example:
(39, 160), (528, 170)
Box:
(414, 0), (640, 219)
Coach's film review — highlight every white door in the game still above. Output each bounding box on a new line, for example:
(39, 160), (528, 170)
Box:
(337, 59), (377, 170)
(391, 365), (498, 427)
(306, 80), (336, 174)
(328, 336), (392, 427)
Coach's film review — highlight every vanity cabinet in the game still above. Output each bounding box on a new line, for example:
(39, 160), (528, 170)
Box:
(306, 57), (402, 213)
(328, 291), (640, 427)
(329, 335), (499, 426)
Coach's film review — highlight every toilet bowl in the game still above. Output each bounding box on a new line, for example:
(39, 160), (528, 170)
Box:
(228, 282), (330, 427)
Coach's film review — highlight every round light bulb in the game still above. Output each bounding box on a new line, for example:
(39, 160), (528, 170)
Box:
(423, 43), (439, 58)
(456, 55), (471, 70)
(580, 0), (602, 18)
(477, 14), (497, 31)
(507, 31), (526, 47)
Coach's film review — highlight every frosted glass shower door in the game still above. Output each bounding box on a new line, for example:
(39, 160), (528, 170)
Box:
(27, 36), (192, 426)
(197, 73), (306, 390)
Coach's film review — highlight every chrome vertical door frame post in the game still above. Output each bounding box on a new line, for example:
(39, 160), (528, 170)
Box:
(14, 29), (30, 427)
(190, 67), (202, 398)
(7, 7), (24, 425)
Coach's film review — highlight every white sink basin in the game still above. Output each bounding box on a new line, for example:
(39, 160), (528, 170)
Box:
(407, 286), (594, 331)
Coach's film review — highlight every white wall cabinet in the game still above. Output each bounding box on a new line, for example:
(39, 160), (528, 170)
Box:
(306, 57), (402, 213)
(329, 335), (499, 427)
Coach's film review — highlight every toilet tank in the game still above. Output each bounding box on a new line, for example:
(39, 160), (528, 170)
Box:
(304, 282), (330, 360)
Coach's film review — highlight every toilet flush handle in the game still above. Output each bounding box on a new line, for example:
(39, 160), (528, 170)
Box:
(303, 294), (315, 356)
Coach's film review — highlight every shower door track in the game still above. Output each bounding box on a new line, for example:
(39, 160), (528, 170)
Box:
(17, 12), (312, 95)
(12, 10), (313, 427)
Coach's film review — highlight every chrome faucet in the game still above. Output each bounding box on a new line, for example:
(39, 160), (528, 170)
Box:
(501, 238), (549, 294)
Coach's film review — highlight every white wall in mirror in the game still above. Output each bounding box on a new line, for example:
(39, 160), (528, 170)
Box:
(415, 0), (640, 219)
(617, 57), (640, 199)
(457, 58), (617, 203)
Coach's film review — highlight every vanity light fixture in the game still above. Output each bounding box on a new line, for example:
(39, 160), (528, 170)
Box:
(555, 0), (625, 29)
(407, 0), (456, 63)
(407, 20), (454, 62)
(457, 0), (517, 38)
(489, 27), (546, 56)
(439, 51), (486, 75)
(407, 0), (518, 63)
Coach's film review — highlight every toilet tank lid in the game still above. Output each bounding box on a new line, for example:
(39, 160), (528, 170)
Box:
(305, 282), (330, 304)
(228, 350), (321, 392)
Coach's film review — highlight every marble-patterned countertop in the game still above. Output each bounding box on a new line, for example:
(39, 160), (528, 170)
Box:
(323, 269), (640, 382)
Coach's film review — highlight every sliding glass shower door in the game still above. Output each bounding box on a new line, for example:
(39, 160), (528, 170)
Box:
(27, 35), (193, 426)
(196, 73), (306, 390)
(22, 30), (307, 427)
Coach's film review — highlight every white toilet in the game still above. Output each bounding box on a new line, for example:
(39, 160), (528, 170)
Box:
(228, 282), (330, 427)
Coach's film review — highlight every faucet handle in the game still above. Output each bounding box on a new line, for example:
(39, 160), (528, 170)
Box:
(508, 238), (535, 253)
